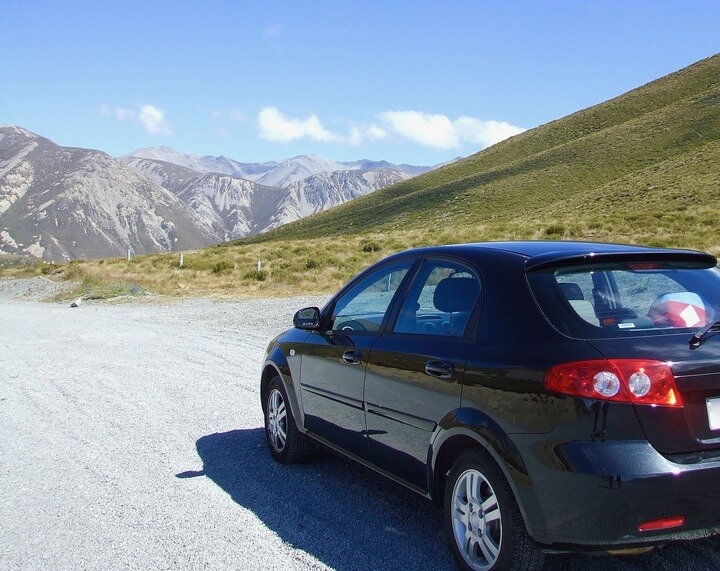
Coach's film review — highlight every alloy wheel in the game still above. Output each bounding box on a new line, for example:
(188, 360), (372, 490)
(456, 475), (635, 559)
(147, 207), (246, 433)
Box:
(266, 388), (287, 452)
(451, 468), (503, 570)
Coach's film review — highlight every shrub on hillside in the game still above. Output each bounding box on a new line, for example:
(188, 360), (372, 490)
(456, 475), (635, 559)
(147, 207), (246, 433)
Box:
(361, 241), (382, 253)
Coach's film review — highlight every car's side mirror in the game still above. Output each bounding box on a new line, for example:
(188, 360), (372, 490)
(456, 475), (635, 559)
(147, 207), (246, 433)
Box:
(294, 307), (321, 330)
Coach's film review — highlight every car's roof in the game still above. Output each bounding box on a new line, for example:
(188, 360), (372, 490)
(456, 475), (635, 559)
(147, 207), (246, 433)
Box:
(455, 240), (660, 257)
(388, 241), (716, 270)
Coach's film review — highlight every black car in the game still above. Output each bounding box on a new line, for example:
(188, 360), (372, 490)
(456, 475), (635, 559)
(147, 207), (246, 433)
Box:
(260, 241), (720, 570)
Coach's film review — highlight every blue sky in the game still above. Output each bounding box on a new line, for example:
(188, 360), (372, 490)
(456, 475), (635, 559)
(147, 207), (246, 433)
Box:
(3, 1), (719, 166)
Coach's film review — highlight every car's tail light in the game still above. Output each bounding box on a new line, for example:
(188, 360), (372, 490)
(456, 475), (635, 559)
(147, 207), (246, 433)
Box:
(545, 359), (683, 407)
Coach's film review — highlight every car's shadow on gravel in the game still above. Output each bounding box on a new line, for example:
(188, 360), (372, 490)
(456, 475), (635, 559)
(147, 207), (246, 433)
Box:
(183, 429), (720, 571)
(182, 429), (454, 571)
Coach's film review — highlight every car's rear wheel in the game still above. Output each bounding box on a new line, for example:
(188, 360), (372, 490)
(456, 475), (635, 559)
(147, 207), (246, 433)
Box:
(264, 375), (314, 464)
(444, 449), (544, 571)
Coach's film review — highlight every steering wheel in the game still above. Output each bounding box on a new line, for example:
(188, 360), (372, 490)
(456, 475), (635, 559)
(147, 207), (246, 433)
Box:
(338, 319), (367, 332)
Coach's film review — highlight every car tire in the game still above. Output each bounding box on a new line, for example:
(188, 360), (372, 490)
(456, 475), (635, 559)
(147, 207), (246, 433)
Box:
(444, 449), (544, 571)
(264, 376), (314, 464)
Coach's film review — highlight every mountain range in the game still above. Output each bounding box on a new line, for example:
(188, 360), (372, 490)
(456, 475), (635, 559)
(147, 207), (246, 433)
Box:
(0, 127), (432, 260)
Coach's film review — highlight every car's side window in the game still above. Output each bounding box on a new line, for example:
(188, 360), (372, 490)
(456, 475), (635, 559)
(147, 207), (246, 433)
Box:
(393, 261), (481, 336)
(330, 262), (412, 333)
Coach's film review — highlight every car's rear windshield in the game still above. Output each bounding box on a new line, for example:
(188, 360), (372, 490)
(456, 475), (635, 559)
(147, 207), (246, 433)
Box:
(527, 261), (720, 339)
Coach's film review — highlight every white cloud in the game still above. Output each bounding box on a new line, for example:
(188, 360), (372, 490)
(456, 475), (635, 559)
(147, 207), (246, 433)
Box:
(379, 111), (457, 149)
(256, 107), (389, 146)
(379, 111), (524, 149)
(138, 104), (172, 136)
(100, 103), (172, 136)
(365, 123), (388, 141)
(257, 107), (342, 143)
(455, 116), (526, 147)
(254, 107), (523, 151)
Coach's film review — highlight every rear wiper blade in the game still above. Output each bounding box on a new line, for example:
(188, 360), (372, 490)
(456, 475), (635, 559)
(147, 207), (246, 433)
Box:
(690, 320), (720, 348)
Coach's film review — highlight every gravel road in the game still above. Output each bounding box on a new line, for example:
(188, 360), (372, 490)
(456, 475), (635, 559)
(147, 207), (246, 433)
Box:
(2, 279), (720, 570)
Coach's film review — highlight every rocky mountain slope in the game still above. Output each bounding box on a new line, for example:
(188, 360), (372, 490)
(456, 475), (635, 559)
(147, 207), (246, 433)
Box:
(0, 127), (428, 260)
(0, 126), (217, 260)
(122, 154), (415, 239)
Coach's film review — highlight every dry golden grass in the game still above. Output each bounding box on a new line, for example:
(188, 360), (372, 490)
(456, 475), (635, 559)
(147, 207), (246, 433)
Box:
(13, 234), (394, 300)
(13, 215), (720, 302)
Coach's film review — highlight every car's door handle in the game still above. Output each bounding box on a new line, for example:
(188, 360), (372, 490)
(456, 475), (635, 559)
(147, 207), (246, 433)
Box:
(342, 350), (363, 365)
(425, 360), (454, 379)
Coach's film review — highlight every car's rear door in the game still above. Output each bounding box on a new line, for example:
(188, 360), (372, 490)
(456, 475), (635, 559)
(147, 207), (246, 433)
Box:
(364, 259), (481, 489)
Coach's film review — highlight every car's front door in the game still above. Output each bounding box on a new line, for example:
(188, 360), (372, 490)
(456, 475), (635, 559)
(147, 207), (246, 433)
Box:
(364, 260), (481, 489)
(299, 261), (413, 460)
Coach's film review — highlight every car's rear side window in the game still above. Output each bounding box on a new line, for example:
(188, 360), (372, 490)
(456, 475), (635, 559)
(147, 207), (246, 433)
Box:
(393, 260), (481, 336)
(528, 262), (720, 338)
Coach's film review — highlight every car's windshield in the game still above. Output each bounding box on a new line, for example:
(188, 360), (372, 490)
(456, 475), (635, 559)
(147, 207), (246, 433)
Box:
(528, 262), (720, 338)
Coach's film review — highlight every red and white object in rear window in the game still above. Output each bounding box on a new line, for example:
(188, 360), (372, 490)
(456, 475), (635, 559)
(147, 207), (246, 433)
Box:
(648, 292), (708, 327)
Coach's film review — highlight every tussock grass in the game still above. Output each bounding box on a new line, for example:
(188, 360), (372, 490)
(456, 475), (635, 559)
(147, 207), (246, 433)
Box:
(12, 235), (394, 299)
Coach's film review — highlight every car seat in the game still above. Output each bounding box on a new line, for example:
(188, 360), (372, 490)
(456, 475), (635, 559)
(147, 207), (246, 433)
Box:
(433, 277), (480, 334)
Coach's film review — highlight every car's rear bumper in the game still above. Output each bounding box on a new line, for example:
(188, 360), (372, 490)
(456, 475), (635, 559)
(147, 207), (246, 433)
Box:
(509, 436), (720, 548)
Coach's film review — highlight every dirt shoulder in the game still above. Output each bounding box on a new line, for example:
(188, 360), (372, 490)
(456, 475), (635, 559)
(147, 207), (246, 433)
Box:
(0, 276), (77, 301)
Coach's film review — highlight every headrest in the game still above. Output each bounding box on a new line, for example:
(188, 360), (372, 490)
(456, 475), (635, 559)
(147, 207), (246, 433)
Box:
(434, 277), (480, 313)
(558, 282), (584, 301)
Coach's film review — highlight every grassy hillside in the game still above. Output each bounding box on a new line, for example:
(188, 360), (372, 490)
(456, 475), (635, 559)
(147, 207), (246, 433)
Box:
(248, 53), (720, 247)
(5, 54), (720, 299)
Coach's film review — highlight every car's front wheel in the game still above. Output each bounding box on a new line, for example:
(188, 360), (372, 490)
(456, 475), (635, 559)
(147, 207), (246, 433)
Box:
(444, 449), (544, 571)
(263, 375), (314, 464)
